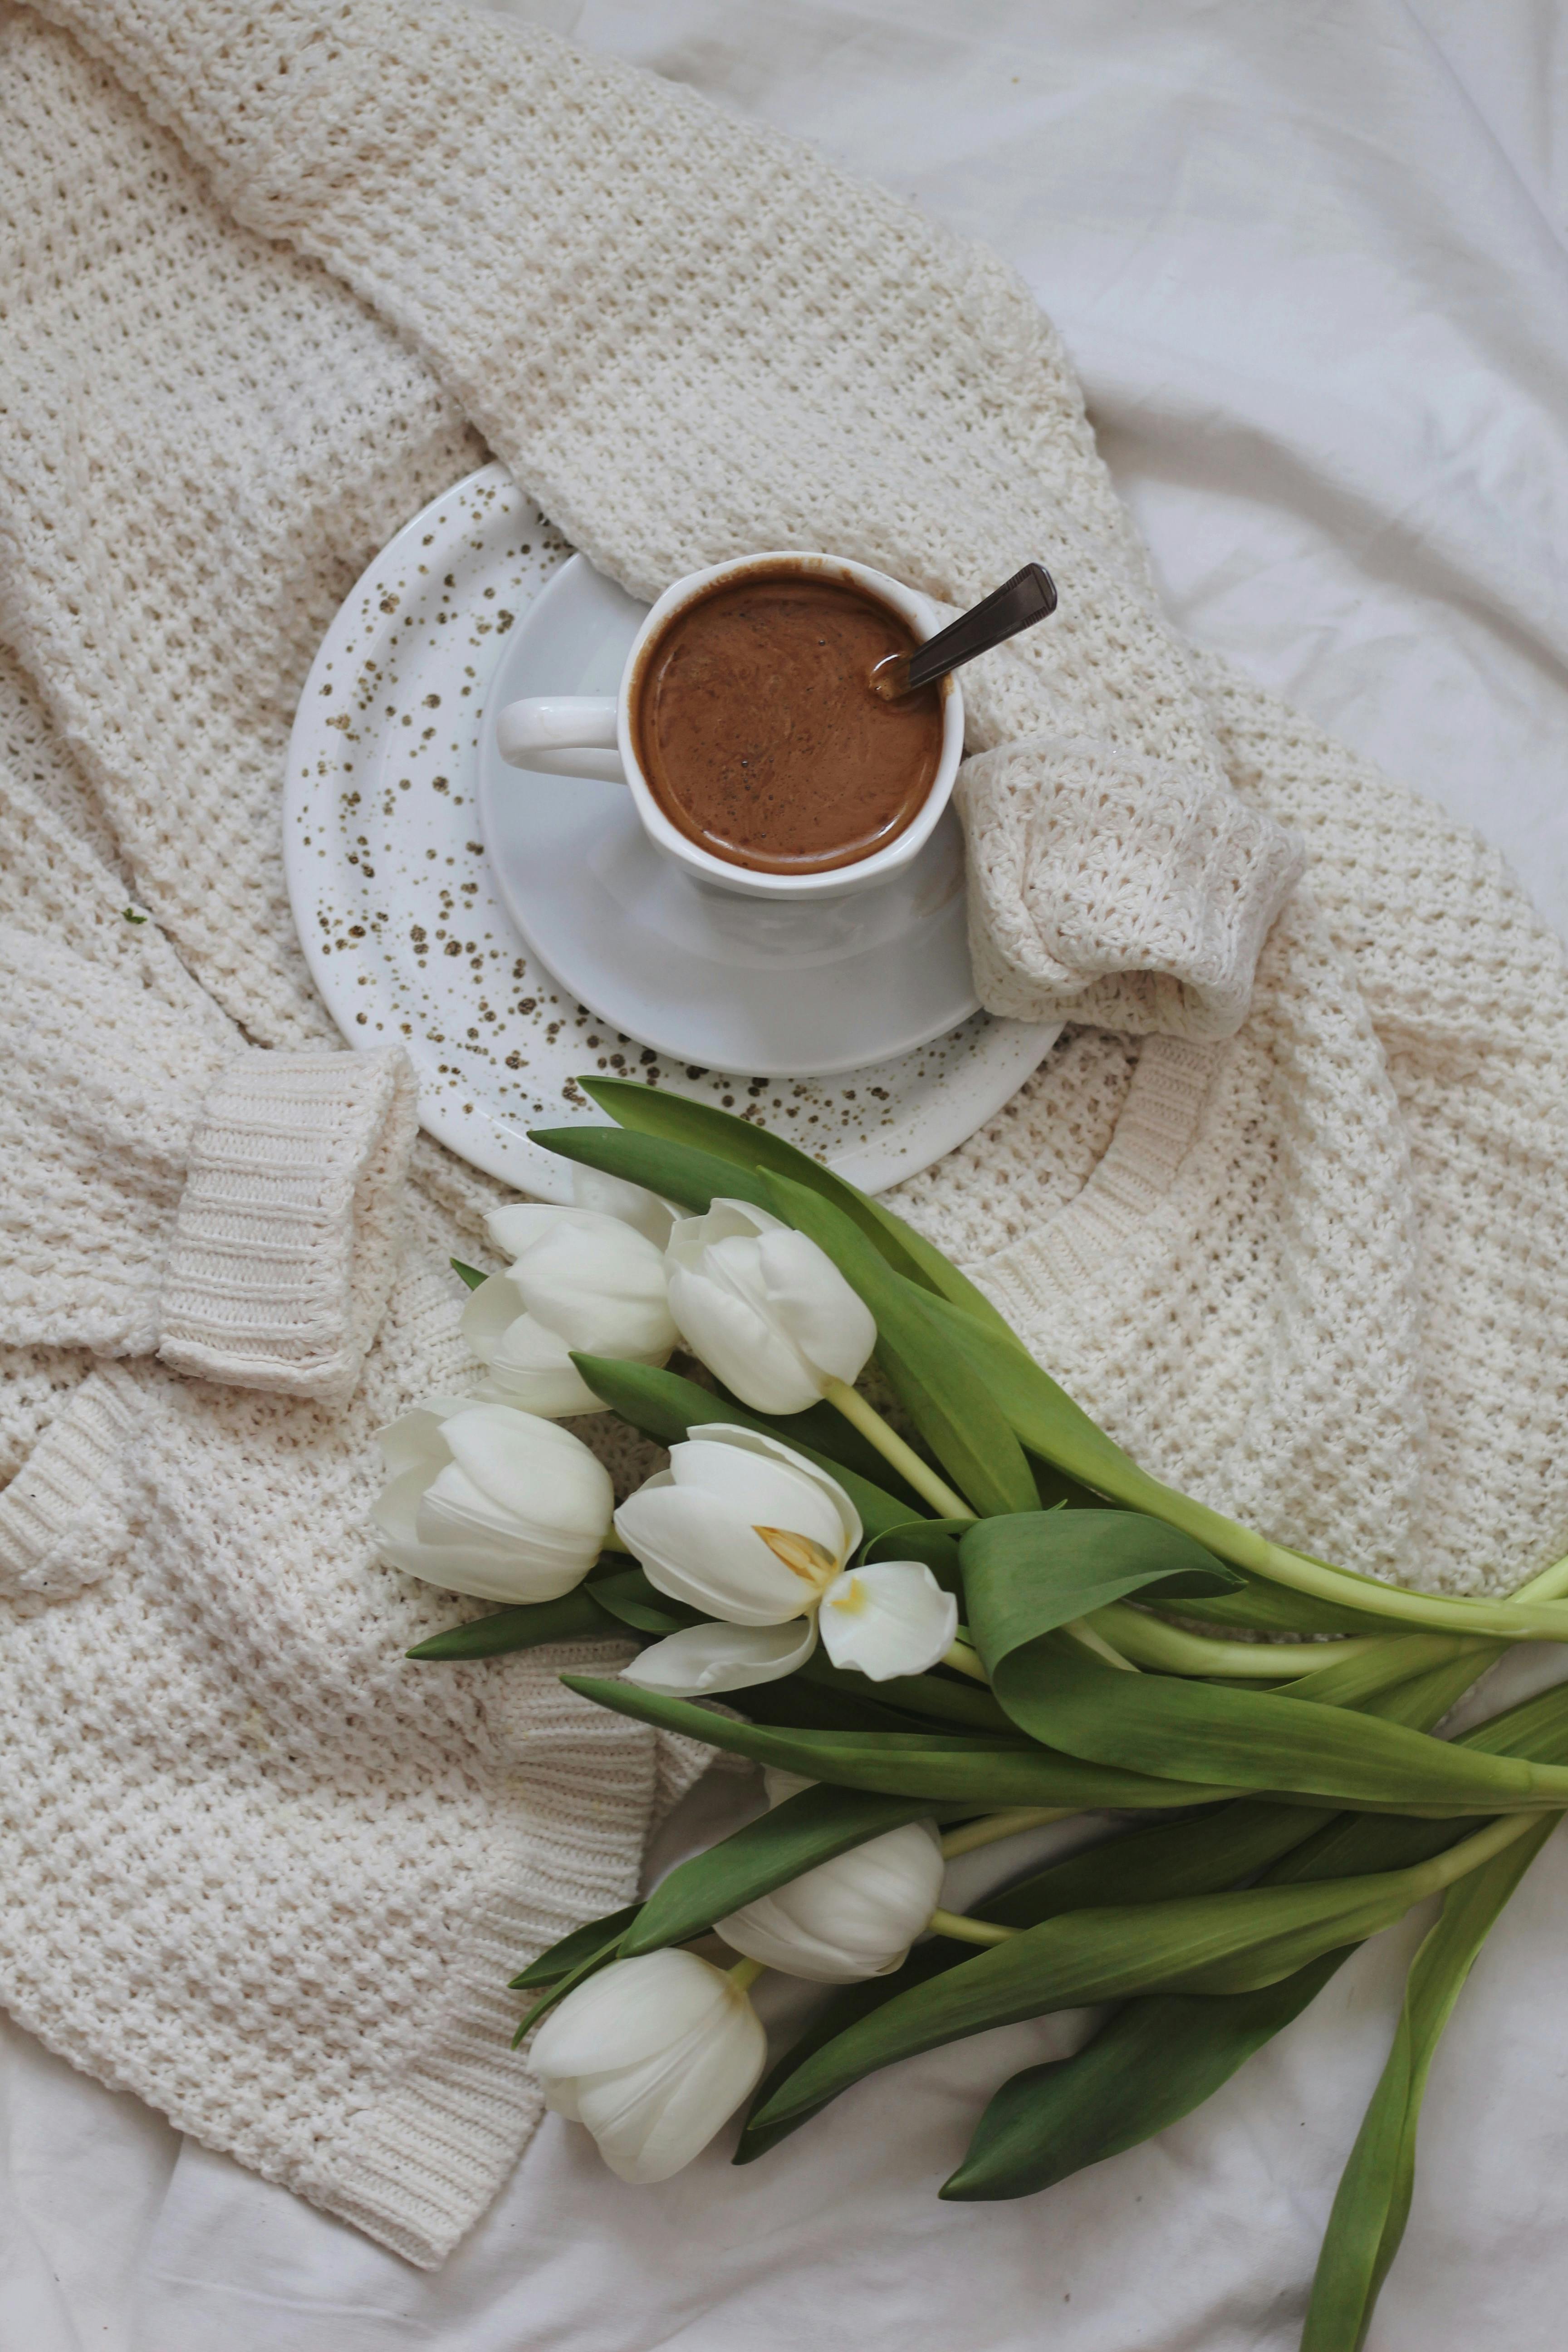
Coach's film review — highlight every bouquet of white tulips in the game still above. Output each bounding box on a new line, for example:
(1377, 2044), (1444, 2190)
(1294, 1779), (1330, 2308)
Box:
(381, 1079), (1568, 2349)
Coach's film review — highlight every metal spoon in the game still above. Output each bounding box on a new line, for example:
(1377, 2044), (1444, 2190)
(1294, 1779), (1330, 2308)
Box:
(872, 561), (1058, 701)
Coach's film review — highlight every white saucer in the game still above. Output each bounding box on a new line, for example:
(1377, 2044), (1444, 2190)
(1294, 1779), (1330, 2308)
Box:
(477, 556), (981, 1077)
(284, 463), (1059, 1201)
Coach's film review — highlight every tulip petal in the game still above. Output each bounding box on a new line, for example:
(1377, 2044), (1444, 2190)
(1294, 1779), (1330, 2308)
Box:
(818, 1561), (958, 1681)
(669, 1425), (862, 1562)
(444, 1403), (613, 1548)
(374, 1399), (472, 1478)
(613, 1483), (810, 1622)
(665, 1245), (822, 1415)
(484, 1204), (590, 1259)
(459, 1269), (530, 1363)
(669, 1432), (853, 1562)
(512, 1219), (677, 1359)
(480, 1310), (606, 1418)
(532, 1952), (765, 2185)
(530, 1948), (727, 2078)
(621, 1617), (818, 1695)
(582, 1994), (765, 2182)
(374, 1467), (586, 1602)
(716, 1821), (945, 1982)
(755, 1224), (877, 1387)
(570, 1164), (676, 1248)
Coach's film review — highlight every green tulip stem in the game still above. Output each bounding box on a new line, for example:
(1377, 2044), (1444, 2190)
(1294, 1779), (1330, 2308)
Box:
(927, 1816), (1527, 1965)
(939, 1809), (1079, 1860)
(1406, 1811), (1537, 1896)
(927, 1907), (1020, 1948)
(1512, 1550), (1568, 1604)
(1087, 1605), (1388, 1680)
(1065, 1617), (1140, 1672)
(821, 1379), (975, 1523)
(1156, 1505), (1568, 1644)
(942, 1639), (990, 1684)
(727, 1955), (767, 1993)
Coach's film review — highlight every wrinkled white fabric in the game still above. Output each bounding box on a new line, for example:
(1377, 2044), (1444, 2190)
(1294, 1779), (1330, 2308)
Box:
(5, 0), (1568, 2346)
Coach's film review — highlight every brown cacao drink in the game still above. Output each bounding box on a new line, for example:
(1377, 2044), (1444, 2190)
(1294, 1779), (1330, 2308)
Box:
(630, 567), (945, 876)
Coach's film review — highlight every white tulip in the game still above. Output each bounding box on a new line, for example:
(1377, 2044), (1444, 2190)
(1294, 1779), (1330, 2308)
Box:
(462, 1203), (678, 1416)
(567, 1163), (676, 1248)
(613, 1425), (957, 1693)
(716, 1820), (945, 1982)
(529, 1948), (767, 2184)
(664, 1197), (876, 1414)
(371, 1397), (613, 1602)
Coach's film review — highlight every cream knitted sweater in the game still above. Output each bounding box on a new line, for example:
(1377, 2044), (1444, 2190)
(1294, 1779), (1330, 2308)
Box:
(3, 0), (1566, 2269)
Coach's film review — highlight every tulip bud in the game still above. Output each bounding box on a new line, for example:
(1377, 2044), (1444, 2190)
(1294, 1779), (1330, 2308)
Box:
(462, 1205), (677, 1416)
(529, 1949), (767, 2183)
(664, 1198), (876, 1414)
(371, 1397), (613, 1602)
(716, 1821), (945, 1983)
(567, 1163), (675, 1249)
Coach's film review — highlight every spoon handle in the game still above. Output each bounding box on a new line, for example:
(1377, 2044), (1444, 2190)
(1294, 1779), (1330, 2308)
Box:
(875, 562), (1058, 700)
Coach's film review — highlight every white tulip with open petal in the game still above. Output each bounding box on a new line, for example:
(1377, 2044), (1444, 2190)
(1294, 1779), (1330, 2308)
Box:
(614, 1424), (957, 1692)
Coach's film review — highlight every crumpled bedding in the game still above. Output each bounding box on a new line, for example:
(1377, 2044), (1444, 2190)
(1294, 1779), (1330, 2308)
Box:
(5, 2), (1567, 2346)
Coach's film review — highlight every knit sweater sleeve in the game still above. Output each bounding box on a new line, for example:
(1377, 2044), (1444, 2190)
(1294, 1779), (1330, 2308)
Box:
(35, 0), (1300, 1044)
(0, 926), (418, 1409)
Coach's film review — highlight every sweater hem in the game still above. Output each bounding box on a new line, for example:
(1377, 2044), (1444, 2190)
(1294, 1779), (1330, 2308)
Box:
(159, 1047), (418, 1411)
(971, 1032), (1218, 1333)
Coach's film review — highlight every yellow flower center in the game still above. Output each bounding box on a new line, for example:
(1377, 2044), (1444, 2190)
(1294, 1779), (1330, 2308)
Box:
(754, 1526), (839, 1597)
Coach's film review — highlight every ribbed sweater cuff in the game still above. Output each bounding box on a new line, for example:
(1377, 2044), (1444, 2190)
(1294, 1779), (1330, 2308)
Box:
(0, 1362), (150, 1600)
(158, 1047), (419, 1410)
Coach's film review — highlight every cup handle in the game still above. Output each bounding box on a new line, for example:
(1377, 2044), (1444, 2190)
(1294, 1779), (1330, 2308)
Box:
(494, 696), (627, 784)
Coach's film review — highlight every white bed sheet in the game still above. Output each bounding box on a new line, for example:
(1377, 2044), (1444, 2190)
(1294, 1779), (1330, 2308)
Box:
(7, 3), (1568, 2345)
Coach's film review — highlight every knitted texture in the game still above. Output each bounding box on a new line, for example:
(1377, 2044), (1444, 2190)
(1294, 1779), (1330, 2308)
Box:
(6, 0), (1298, 1041)
(161, 1046), (420, 1408)
(0, 0), (1566, 2272)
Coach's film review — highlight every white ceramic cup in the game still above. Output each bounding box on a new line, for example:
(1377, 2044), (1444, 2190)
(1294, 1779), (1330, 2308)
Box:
(493, 551), (964, 905)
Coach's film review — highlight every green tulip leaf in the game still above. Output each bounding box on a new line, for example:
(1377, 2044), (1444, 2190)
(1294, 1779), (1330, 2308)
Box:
(794, 1646), (1015, 1735)
(1302, 1817), (1558, 2352)
(406, 1586), (623, 1660)
(748, 1852), (1460, 2139)
(569, 1355), (922, 1539)
(584, 1569), (704, 1637)
(943, 1951), (1353, 2201)
(990, 1638), (1568, 1813)
(736, 1659), (1532, 2168)
(1149, 1579), (1406, 1639)
(940, 1668), (1568, 2201)
(735, 1943), (961, 2165)
(734, 1675), (940, 1737)
(577, 1075), (1023, 1344)
(530, 1123), (776, 1220)
(510, 1901), (645, 1989)
(559, 1675), (1234, 1810)
(960, 1511), (1241, 1709)
(760, 1174), (1040, 1519)
(450, 1256), (489, 1291)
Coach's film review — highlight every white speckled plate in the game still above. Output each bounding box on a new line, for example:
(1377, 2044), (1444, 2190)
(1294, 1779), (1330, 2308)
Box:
(284, 463), (1059, 1200)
